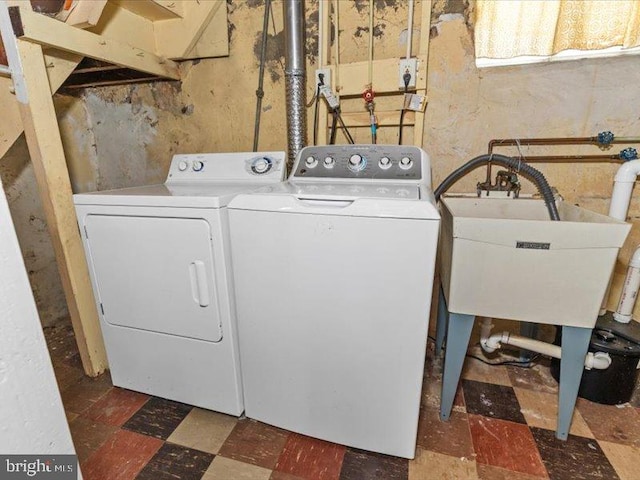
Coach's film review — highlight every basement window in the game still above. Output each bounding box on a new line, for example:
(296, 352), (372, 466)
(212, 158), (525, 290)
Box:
(474, 0), (640, 67)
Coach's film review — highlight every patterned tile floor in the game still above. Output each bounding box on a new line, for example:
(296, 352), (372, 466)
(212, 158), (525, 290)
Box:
(44, 323), (640, 480)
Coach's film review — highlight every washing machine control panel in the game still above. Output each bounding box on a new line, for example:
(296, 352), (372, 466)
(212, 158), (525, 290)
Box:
(292, 145), (425, 181)
(166, 151), (286, 183)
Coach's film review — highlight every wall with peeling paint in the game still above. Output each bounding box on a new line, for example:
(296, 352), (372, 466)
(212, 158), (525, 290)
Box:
(3, 0), (640, 338)
(0, 136), (69, 327)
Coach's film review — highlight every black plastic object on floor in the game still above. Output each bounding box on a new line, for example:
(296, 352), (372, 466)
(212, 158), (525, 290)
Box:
(550, 312), (640, 405)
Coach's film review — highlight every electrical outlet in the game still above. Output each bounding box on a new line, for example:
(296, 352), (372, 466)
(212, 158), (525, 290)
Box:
(398, 58), (418, 89)
(315, 68), (332, 89)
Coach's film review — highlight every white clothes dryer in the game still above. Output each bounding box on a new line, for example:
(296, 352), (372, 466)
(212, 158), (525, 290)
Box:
(228, 145), (440, 457)
(74, 152), (285, 415)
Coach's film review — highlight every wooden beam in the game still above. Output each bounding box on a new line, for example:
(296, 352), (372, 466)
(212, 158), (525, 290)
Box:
(329, 110), (416, 128)
(61, 76), (164, 89)
(153, 0), (183, 18)
(412, 0), (431, 147)
(9, 4), (180, 79)
(183, 4), (229, 60)
(316, 0), (332, 145)
(89, 1), (156, 52)
(65, 0), (108, 28)
(0, 77), (21, 157)
(334, 56), (428, 97)
(43, 50), (83, 88)
(154, 0), (224, 59)
(12, 39), (107, 376)
(111, 0), (182, 21)
(0, 27), (82, 160)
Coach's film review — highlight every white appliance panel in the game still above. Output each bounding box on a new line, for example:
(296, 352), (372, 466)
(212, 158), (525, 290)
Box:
(73, 151), (285, 416)
(84, 214), (222, 342)
(104, 325), (242, 414)
(230, 209), (439, 458)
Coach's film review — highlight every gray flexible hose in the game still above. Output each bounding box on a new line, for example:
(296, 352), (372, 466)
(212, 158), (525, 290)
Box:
(434, 154), (560, 221)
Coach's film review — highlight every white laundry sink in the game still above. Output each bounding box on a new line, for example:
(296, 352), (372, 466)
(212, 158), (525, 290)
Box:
(439, 196), (631, 328)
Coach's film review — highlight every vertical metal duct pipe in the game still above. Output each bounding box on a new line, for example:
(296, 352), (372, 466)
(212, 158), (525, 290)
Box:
(283, 0), (307, 168)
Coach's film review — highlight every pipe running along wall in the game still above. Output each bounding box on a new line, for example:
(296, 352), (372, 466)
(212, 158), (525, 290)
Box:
(434, 154), (560, 221)
(283, 0), (307, 170)
(602, 160), (640, 320)
(615, 247), (640, 323)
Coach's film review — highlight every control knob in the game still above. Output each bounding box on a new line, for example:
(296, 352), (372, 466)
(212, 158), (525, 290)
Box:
(192, 160), (204, 172)
(348, 154), (366, 172)
(178, 160), (189, 171)
(323, 156), (335, 168)
(399, 156), (413, 170)
(252, 157), (272, 174)
(378, 156), (392, 170)
(305, 156), (318, 168)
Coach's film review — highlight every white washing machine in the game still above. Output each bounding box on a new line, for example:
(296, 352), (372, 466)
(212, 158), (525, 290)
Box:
(74, 152), (285, 415)
(228, 145), (440, 458)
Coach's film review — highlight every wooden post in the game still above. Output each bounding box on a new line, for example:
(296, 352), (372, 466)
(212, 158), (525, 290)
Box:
(10, 5), (180, 79)
(413, 0), (431, 147)
(313, 0), (431, 148)
(315, 0), (331, 145)
(14, 39), (107, 376)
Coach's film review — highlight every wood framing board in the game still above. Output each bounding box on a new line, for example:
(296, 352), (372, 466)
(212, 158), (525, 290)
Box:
(0, 49), (81, 160)
(154, 0), (225, 59)
(65, 0), (108, 28)
(110, 0), (182, 21)
(89, 1), (156, 52)
(329, 110), (416, 128)
(14, 39), (107, 376)
(334, 56), (428, 98)
(153, 0), (184, 18)
(183, 4), (229, 60)
(412, 0), (431, 147)
(315, 0), (332, 146)
(313, 0), (431, 148)
(9, 4), (180, 79)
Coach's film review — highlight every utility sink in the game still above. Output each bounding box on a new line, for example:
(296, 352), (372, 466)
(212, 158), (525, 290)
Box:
(439, 196), (631, 328)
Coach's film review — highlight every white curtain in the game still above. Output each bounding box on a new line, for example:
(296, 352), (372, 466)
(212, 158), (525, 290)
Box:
(475, 1), (640, 66)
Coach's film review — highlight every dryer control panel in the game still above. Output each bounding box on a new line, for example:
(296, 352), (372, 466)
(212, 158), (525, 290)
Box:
(292, 145), (428, 183)
(166, 151), (286, 183)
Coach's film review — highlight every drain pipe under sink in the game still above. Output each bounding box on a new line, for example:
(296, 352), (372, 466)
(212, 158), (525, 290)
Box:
(479, 319), (612, 370)
(614, 248), (640, 323)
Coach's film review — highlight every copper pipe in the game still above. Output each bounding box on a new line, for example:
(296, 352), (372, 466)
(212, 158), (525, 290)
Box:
(485, 135), (639, 182)
(488, 136), (640, 155)
(488, 137), (598, 154)
(508, 154), (623, 163)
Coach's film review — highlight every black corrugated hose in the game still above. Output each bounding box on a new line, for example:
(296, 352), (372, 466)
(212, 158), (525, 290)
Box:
(434, 154), (560, 221)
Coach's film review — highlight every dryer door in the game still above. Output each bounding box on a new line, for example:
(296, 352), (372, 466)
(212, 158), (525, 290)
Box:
(84, 214), (223, 342)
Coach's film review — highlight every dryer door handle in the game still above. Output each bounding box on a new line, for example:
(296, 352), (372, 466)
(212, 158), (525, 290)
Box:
(189, 261), (210, 307)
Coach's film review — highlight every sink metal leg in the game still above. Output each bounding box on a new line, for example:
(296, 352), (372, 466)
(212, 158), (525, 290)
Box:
(556, 325), (591, 440)
(440, 312), (475, 421)
(435, 286), (449, 355)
